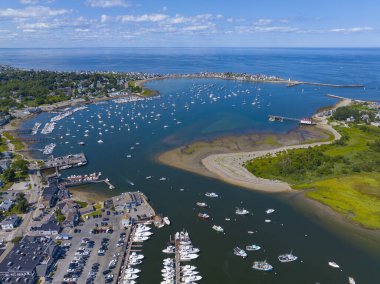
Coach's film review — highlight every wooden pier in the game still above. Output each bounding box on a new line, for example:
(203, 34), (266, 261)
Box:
(116, 226), (134, 284)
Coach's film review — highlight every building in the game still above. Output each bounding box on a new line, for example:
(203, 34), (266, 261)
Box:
(0, 160), (11, 173)
(34, 216), (61, 236)
(57, 200), (79, 228)
(41, 185), (59, 209)
(0, 152), (14, 160)
(112, 192), (144, 212)
(0, 199), (14, 212)
(0, 236), (60, 283)
(0, 214), (20, 230)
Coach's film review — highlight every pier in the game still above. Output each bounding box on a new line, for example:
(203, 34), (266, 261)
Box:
(268, 115), (300, 122)
(288, 81), (364, 88)
(174, 237), (181, 284)
(35, 152), (87, 170)
(116, 226), (134, 284)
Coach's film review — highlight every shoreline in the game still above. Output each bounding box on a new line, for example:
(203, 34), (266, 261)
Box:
(136, 74), (364, 89)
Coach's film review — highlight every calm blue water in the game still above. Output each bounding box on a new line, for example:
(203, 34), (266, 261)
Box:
(7, 48), (380, 283)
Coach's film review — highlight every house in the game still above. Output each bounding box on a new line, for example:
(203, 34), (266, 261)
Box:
(57, 200), (79, 228)
(0, 214), (20, 230)
(41, 185), (58, 208)
(0, 152), (14, 160)
(34, 215), (61, 236)
(0, 160), (11, 173)
(0, 199), (14, 212)
(0, 236), (60, 283)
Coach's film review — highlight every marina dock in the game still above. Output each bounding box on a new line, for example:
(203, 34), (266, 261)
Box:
(174, 238), (181, 284)
(268, 115), (316, 125)
(39, 152), (87, 170)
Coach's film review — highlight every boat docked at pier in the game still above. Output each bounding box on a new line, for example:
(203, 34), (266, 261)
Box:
(31, 122), (41, 135)
(233, 247), (247, 258)
(66, 172), (101, 183)
(41, 122), (56, 134)
(252, 260), (273, 271)
(278, 252), (298, 263)
(42, 143), (56, 155)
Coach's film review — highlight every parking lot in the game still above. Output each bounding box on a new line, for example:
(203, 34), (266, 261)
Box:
(52, 210), (128, 284)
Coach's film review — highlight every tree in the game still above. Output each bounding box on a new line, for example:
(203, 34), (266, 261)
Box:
(3, 168), (15, 182)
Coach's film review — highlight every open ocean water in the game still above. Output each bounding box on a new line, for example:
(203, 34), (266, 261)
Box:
(2, 48), (380, 283)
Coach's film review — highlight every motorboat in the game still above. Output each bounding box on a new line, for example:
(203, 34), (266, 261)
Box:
(278, 252), (298, 263)
(205, 192), (218, 198)
(266, 209), (275, 214)
(163, 217), (171, 225)
(252, 260), (273, 271)
(233, 247), (247, 258)
(328, 261), (340, 268)
(196, 202), (208, 208)
(212, 225), (224, 233)
(246, 244), (261, 251)
(162, 246), (175, 254)
(235, 208), (250, 215)
(198, 213), (210, 220)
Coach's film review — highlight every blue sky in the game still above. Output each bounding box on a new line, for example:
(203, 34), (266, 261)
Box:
(0, 0), (379, 47)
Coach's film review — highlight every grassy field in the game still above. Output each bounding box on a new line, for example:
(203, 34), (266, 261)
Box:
(2, 132), (25, 151)
(246, 124), (380, 229)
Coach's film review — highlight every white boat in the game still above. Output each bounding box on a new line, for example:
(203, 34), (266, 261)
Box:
(233, 247), (247, 258)
(252, 260), (273, 271)
(246, 244), (261, 251)
(97, 139), (103, 144)
(278, 252), (298, 262)
(196, 202), (208, 208)
(159, 177), (167, 181)
(163, 217), (171, 225)
(212, 225), (224, 233)
(348, 277), (356, 284)
(124, 273), (139, 280)
(180, 253), (199, 261)
(162, 246), (175, 254)
(266, 209), (275, 214)
(328, 261), (340, 268)
(181, 275), (202, 282)
(235, 208), (250, 215)
(205, 192), (218, 198)
(181, 265), (197, 271)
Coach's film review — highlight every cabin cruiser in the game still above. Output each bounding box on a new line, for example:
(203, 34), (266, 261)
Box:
(235, 208), (250, 215)
(246, 244), (261, 251)
(278, 252), (298, 263)
(252, 260), (273, 271)
(212, 225), (224, 233)
(181, 275), (202, 282)
(233, 247), (247, 258)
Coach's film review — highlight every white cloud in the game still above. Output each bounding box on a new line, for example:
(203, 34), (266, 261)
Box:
(118, 14), (168, 23)
(86, 0), (130, 8)
(329, 27), (374, 33)
(19, 0), (40, 4)
(75, 28), (90, 32)
(255, 18), (273, 26)
(236, 25), (300, 34)
(100, 14), (109, 23)
(0, 6), (69, 19)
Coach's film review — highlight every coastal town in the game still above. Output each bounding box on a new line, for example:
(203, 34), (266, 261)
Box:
(0, 63), (379, 284)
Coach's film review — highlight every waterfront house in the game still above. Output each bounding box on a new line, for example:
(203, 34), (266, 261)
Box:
(0, 214), (20, 230)
(41, 185), (59, 208)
